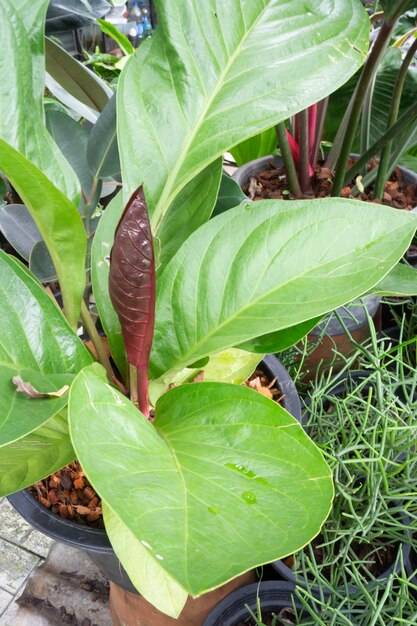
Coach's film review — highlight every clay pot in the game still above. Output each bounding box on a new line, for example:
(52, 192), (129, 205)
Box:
(109, 571), (255, 626)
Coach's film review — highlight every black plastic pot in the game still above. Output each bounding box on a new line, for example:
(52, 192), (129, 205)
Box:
(202, 581), (304, 626)
(8, 356), (301, 596)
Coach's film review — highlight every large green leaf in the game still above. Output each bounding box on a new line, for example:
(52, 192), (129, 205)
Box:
(118, 0), (369, 231)
(155, 159), (223, 274)
(150, 198), (417, 379)
(0, 252), (92, 494)
(1, 0), (80, 204)
(0, 140), (87, 328)
(91, 193), (127, 379)
(103, 504), (188, 617)
(69, 363), (333, 596)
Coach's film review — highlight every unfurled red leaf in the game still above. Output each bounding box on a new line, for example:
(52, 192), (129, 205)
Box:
(108, 188), (155, 415)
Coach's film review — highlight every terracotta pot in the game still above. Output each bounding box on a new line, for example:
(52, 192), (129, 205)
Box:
(109, 571), (255, 626)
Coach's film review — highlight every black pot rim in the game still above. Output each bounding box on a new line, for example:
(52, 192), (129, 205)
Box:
(202, 581), (304, 626)
(7, 487), (112, 552)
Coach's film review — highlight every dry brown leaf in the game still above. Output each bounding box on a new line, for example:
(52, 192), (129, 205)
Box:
(12, 376), (69, 399)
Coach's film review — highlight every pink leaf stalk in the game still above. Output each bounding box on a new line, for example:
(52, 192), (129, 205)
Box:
(108, 188), (155, 418)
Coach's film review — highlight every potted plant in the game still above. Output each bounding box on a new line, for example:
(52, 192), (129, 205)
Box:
(1, 0), (417, 624)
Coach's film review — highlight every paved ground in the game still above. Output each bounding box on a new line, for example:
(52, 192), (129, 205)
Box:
(0, 497), (52, 625)
(0, 498), (112, 626)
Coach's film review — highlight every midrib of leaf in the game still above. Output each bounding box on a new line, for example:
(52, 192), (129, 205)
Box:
(157, 426), (190, 586)
(157, 220), (411, 376)
(151, 1), (271, 232)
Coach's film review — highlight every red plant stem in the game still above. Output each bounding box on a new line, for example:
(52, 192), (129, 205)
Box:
(308, 104), (317, 163)
(136, 366), (150, 419)
(311, 98), (328, 168)
(297, 109), (311, 194)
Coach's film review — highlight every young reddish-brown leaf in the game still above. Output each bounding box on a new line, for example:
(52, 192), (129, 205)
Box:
(108, 188), (155, 416)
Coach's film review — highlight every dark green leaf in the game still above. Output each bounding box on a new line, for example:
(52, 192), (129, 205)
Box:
(45, 108), (93, 199)
(0, 204), (42, 261)
(87, 94), (120, 179)
(238, 317), (323, 354)
(212, 174), (247, 218)
(45, 37), (112, 114)
(29, 241), (57, 283)
(69, 363), (333, 596)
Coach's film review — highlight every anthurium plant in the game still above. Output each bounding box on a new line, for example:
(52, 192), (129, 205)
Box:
(1, 0), (417, 619)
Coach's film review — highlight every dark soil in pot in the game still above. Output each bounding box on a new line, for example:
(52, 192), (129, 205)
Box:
(236, 156), (417, 210)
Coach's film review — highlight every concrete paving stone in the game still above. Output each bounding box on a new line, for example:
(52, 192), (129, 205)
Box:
(16, 543), (112, 626)
(0, 539), (40, 594)
(0, 500), (52, 558)
(0, 599), (19, 626)
(0, 588), (14, 616)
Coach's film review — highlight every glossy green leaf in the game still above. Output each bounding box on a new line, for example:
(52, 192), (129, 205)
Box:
(0, 140), (87, 328)
(91, 193), (127, 379)
(97, 18), (135, 56)
(45, 37), (112, 113)
(150, 198), (417, 378)
(212, 174), (247, 218)
(156, 159), (223, 274)
(45, 107), (93, 199)
(238, 317), (323, 354)
(0, 204), (42, 261)
(87, 94), (120, 180)
(230, 129), (278, 167)
(103, 504), (188, 617)
(0, 411), (75, 497)
(1, 0), (80, 204)
(370, 262), (417, 296)
(0, 251), (92, 494)
(118, 0), (369, 230)
(69, 363), (333, 596)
